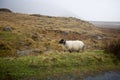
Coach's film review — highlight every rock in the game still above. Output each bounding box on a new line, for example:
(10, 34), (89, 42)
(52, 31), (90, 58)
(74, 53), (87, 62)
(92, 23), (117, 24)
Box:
(97, 35), (102, 40)
(92, 34), (107, 40)
(32, 49), (43, 54)
(3, 26), (12, 32)
(17, 49), (43, 56)
(61, 31), (69, 35)
(17, 50), (32, 55)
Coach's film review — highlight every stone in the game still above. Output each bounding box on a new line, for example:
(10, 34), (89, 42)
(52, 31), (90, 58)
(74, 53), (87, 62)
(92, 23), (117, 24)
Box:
(3, 26), (12, 32)
(17, 50), (32, 55)
(92, 34), (107, 40)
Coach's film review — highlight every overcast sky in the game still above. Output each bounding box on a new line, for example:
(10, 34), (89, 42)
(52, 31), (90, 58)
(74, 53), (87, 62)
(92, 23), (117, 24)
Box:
(0, 0), (120, 21)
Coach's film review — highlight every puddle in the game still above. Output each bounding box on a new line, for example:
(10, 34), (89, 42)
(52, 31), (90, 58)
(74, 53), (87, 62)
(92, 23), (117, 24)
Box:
(21, 71), (120, 80)
(85, 71), (120, 80)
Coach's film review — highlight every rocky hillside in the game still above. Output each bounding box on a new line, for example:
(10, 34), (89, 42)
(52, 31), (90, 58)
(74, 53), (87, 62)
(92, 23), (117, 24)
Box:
(0, 9), (119, 56)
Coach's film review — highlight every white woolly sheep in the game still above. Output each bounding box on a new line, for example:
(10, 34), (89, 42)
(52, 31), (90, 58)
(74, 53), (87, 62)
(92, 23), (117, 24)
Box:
(59, 39), (85, 53)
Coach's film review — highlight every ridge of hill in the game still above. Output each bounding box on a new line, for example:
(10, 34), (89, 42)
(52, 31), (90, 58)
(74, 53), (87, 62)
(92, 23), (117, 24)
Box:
(0, 8), (12, 13)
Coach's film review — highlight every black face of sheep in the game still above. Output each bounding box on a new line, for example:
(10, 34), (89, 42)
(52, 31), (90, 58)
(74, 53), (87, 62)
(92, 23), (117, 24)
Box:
(59, 39), (66, 45)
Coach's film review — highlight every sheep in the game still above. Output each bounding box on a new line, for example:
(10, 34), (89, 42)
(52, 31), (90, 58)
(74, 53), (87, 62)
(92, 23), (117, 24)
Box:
(59, 39), (85, 53)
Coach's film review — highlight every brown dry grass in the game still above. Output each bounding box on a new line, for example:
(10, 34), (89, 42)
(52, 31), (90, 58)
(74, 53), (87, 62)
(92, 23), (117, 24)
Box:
(0, 11), (120, 56)
(104, 39), (120, 59)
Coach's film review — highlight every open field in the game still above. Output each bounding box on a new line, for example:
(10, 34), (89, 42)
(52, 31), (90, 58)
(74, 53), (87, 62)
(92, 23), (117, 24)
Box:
(0, 50), (120, 80)
(0, 9), (120, 80)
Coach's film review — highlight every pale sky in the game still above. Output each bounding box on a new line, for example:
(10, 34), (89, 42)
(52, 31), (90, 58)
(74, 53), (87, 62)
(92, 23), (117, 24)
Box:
(0, 0), (120, 21)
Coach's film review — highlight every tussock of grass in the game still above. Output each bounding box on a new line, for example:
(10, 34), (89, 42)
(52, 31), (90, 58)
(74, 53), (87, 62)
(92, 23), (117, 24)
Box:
(104, 39), (120, 59)
(0, 50), (119, 79)
(0, 31), (18, 57)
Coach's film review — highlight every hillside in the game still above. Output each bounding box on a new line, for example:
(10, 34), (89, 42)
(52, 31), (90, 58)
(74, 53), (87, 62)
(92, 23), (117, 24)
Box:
(0, 9), (120, 80)
(0, 9), (119, 56)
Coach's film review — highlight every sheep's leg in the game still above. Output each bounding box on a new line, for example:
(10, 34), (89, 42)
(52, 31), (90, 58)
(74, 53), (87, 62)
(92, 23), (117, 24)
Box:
(68, 50), (72, 53)
(77, 50), (80, 53)
(82, 46), (85, 52)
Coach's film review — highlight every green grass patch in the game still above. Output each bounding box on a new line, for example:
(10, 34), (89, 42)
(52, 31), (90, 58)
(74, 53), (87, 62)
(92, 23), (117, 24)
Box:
(0, 31), (18, 57)
(0, 50), (120, 79)
(0, 31), (17, 41)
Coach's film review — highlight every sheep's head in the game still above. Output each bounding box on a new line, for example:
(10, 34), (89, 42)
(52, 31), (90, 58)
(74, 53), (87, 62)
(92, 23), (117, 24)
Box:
(59, 39), (66, 45)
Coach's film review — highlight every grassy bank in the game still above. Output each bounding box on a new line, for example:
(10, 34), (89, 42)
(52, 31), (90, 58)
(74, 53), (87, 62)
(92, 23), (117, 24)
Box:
(0, 50), (120, 80)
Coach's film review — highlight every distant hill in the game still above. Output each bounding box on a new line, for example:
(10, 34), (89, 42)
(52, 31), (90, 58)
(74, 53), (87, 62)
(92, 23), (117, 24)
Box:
(0, 8), (12, 13)
(90, 21), (120, 29)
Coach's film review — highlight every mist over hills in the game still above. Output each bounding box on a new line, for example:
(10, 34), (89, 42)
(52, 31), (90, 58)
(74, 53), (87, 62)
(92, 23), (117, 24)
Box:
(1, 0), (120, 21)
(90, 21), (120, 29)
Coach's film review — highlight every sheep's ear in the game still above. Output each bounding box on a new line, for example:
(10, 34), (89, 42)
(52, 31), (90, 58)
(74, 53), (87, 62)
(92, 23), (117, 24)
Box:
(60, 39), (64, 42)
(59, 39), (65, 44)
(61, 39), (64, 41)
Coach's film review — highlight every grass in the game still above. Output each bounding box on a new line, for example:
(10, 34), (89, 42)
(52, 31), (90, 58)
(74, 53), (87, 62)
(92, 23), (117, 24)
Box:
(0, 11), (119, 54)
(0, 31), (18, 57)
(0, 31), (17, 41)
(0, 10), (120, 79)
(104, 39), (120, 59)
(0, 50), (120, 80)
